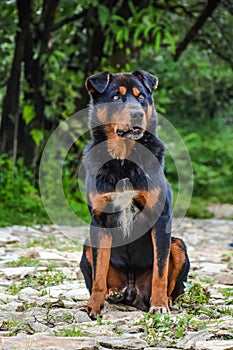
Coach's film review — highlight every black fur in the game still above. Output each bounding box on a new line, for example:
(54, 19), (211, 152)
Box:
(80, 71), (190, 318)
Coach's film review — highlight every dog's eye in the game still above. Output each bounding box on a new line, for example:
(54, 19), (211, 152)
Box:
(113, 95), (120, 100)
(138, 94), (145, 100)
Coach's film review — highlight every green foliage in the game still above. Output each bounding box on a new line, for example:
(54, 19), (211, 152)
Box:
(0, 1), (233, 225)
(139, 281), (233, 346)
(162, 119), (233, 218)
(6, 256), (40, 267)
(179, 282), (211, 309)
(178, 282), (233, 319)
(62, 155), (91, 225)
(6, 270), (70, 295)
(55, 325), (85, 337)
(0, 155), (49, 226)
(0, 2), (17, 116)
(30, 129), (44, 146)
(22, 105), (35, 125)
(26, 235), (83, 252)
(218, 288), (233, 305)
(138, 312), (205, 347)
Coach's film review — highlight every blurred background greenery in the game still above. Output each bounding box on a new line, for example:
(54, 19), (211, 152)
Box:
(0, 0), (232, 226)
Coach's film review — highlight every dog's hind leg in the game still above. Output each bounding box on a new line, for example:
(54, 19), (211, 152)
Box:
(168, 237), (190, 305)
(80, 241), (92, 294)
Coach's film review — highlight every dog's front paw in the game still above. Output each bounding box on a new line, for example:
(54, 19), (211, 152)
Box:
(106, 288), (124, 303)
(149, 305), (170, 314)
(80, 304), (102, 320)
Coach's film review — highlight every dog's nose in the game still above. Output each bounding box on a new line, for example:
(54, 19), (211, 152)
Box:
(130, 111), (144, 120)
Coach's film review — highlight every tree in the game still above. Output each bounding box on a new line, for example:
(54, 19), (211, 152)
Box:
(0, 0), (59, 165)
(0, 0), (232, 167)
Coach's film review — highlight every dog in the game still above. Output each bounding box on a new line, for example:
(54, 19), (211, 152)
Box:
(80, 70), (190, 319)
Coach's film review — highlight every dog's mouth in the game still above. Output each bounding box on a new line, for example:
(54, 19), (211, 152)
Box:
(117, 127), (144, 140)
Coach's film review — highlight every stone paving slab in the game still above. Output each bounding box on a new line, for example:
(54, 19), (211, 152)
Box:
(0, 218), (232, 349)
(0, 334), (96, 350)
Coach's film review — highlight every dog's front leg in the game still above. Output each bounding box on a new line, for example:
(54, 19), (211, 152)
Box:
(150, 218), (171, 314)
(82, 231), (112, 319)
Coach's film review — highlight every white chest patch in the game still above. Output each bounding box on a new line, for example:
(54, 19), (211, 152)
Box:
(102, 190), (140, 238)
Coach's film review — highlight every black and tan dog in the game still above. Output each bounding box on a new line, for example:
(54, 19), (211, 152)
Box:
(80, 70), (189, 319)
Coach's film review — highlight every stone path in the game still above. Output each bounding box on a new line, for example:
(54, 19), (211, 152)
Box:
(0, 219), (232, 349)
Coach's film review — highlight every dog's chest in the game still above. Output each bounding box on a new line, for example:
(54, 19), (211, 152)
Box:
(92, 161), (160, 238)
(109, 190), (140, 238)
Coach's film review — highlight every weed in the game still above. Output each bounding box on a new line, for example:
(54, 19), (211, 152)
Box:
(26, 235), (82, 252)
(138, 313), (205, 346)
(177, 282), (211, 313)
(22, 301), (37, 310)
(6, 256), (40, 267)
(6, 270), (69, 295)
(47, 262), (58, 271)
(0, 320), (35, 336)
(55, 325), (85, 337)
(95, 316), (112, 326)
(199, 277), (215, 285)
(96, 315), (103, 325)
(219, 288), (233, 298)
(177, 282), (233, 319)
(63, 312), (73, 322)
(26, 236), (58, 249)
(0, 320), (20, 331)
(218, 288), (233, 306)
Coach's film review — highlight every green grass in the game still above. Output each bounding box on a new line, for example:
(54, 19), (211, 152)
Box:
(55, 325), (85, 337)
(6, 270), (70, 295)
(26, 235), (83, 252)
(137, 282), (233, 346)
(6, 256), (40, 267)
(218, 288), (233, 305)
(138, 312), (205, 347)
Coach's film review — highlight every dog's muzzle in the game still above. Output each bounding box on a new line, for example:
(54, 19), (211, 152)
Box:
(117, 110), (145, 140)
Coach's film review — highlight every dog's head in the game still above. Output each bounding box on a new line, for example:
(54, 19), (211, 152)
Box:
(86, 70), (158, 159)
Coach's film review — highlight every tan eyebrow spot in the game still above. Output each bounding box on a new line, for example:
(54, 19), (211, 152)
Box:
(119, 86), (127, 95)
(132, 87), (140, 96)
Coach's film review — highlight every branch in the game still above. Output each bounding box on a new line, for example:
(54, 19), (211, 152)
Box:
(174, 0), (219, 61)
(52, 10), (88, 31)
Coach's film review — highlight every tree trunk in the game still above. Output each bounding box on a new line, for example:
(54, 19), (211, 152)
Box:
(0, 0), (31, 156)
(0, 0), (59, 165)
(23, 0), (59, 168)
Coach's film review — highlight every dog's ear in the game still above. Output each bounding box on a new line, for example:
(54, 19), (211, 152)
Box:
(132, 70), (158, 92)
(86, 71), (111, 94)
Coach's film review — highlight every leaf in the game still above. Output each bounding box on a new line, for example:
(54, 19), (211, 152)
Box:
(144, 24), (155, 40)
(175, 327), (185, 338)
(133, 26), (143, 43)
(98, 4), (110, 28)
(23, 105), (35, 125)
(111, 15), (126, 25)
(116, 29), (125, 44)
(165, 30), (176, 54)
(54, 50), (66, 58)
(30, 129), (43, 146)
(128, 0), (137, 17)
(154, 31), (161, 53)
